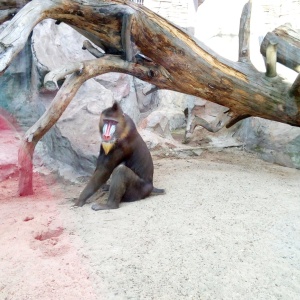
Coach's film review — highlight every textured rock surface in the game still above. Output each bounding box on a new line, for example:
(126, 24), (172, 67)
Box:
(237, 118), (300, 169)
(0, 22), (37, 128)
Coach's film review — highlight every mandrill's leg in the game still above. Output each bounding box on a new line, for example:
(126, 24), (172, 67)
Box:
(74, 168), (110, 207)
(91, 165), (153, 211)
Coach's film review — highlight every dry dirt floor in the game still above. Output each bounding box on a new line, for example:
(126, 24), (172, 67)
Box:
(0, 144), (300, 300)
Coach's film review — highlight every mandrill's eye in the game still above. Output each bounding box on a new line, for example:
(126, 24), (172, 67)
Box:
(102, 120), (118, 141)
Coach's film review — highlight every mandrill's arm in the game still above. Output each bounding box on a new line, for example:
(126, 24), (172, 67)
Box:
(74, 144), (126, 207)
(74, 167), (111, 207)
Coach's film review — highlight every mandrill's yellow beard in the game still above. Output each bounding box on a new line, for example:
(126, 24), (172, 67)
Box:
(102, 142), (115, 155)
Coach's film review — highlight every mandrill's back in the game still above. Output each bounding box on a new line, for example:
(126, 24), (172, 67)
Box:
(121, 114), (154, 183)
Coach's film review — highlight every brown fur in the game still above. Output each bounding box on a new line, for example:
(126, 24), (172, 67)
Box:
(74, 102), (164, 210)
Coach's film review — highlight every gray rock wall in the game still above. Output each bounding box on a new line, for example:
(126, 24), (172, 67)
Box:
(237, 118), (300, 169)
(0, 24), (37, 127)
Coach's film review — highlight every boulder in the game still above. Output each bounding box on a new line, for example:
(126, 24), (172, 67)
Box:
(236, 118), (300, 169)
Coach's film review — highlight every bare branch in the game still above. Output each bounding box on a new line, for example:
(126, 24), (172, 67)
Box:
(44, 62), (84, 91)
(226, 114), (251, 128)
(19, 55), (172, 195)
(265, 40), (278, 77)
(190, 116), (225, 133)
(18, 140), (34, 196)
(238, 0), (252, 63)
(186, 110), (234, 134)
(82, 40), (105, 58)
(19, 71), (84, 195)
(27, 55), (171, 142)
(0, 0), (56, 74)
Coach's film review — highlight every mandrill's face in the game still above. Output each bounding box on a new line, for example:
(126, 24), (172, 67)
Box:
(99, 102), (126, 155)
(101, 119), (118, 155)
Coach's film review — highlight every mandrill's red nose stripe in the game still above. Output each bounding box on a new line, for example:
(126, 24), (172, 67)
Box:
(104, 123), (111, 138)
(104, 123), (111, 137)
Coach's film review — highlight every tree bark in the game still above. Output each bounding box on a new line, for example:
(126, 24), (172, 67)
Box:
(18, 141), (34, 196)
(238, 0), (252, 63)
(0, 0), (299, 194)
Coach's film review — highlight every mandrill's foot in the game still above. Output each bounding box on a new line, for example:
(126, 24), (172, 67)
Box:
(73, 200), (85, 207)
(91, 202), (118, 211)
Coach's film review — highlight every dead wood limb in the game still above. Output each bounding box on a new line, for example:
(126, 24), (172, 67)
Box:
(44, 62), (84, 91)
(82, 40), (105, 58)
(186, 109), (238, 134)
(0, 0), (56, 74)
(18, 55), (171, 195)
(265, 40), (278, 77)
(238, 0), (252, 63)
(190, 116), (227, 133)
(19, 71), (84, 195)
(18, 140), (34, 196)
(226, 114), (251, 128)
(261, 24), (300, 73)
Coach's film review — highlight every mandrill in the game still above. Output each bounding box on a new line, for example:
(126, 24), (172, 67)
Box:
(74, 102), (164, 210)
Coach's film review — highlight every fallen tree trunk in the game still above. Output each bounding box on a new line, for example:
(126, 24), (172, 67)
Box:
(1, 0), (299, 125)
(0, 0), (299, 195)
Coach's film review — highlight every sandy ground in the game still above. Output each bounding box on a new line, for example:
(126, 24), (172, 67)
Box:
(1, 139), (300, 300)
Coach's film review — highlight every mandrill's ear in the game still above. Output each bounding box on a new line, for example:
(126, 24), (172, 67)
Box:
(111, 101), (121, 112)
